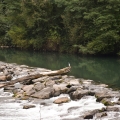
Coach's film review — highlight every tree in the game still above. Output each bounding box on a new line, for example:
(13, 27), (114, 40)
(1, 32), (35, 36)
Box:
(0, 0), (120, 55)
(75, 0), (120, 55)
(0, 0), (11, 46)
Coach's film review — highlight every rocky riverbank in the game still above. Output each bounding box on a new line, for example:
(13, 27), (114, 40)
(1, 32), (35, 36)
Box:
(0, 61), (120, 120)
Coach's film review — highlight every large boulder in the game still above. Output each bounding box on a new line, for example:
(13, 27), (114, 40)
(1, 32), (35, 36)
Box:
(31, 87), (54, 99)
(69, 88), (89, 100)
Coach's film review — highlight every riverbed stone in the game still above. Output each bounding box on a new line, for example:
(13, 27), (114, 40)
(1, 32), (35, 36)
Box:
(67, 106), (80, 113)
(12, 88), (20, 94)
(49, 75), (62, 80)
(53, 84), (61, 96)
(83, 109), (99, 119)
(81, 79), (94, 86)
(106, 106), (120, 112)
(32, 76), (49, 83)
(53, 97), (70, 104)
(69, 89), (89, 100)
(25, 88), (36, 96)
(0, 66), (6, 71)
(69, 79), (80, 86)
(3, 69), (9, 75)
(14, 82), (23, 89)
(34, 82), (45, 91)
(95, 112), (107, 118)
(67, 86), (78, 94)
(31, 87), (54, 99)
(23, 104), (36, 109)
(15, 93), (24, 98)
(6, 75), (12, 81)
(4, 86), (14, 92)
(59, 84), (68, 93)
(95, 92), (112, 102)
(116, 101), (120, 105)
(53, 83), (68, 94)
(0, 75), (7, 81)
(45, 79), (55, 87)
(22, 85), (34, 93)
(62, 75), (68, 79)
(101, 98), (114, 106)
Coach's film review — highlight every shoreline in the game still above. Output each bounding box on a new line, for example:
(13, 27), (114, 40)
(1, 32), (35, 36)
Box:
(0, 61), (120, 119)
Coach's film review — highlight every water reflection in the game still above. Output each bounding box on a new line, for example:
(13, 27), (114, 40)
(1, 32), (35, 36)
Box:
(0, 48), (120, 89)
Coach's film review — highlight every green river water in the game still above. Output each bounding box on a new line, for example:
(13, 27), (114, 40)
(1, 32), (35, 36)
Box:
(0, 48), (120, 89)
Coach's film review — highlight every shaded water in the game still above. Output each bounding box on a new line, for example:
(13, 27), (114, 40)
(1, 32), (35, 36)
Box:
(0, 48), (120, 89)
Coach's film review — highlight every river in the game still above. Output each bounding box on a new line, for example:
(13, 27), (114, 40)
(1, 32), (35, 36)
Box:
(0, 48), (120, 89)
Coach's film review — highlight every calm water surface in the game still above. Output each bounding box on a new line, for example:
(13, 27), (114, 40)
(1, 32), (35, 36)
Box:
(0, 48), (120, 89)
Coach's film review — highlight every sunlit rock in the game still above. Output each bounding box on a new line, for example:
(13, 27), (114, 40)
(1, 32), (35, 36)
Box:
(53, 97), (70, 104)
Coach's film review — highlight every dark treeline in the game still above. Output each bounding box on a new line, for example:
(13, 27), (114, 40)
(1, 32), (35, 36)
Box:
(0, 0), (120, 55)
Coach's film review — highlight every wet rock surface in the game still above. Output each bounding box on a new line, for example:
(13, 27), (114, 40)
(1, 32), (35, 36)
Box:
(0, 61), (120, 119)
(23, 104), (36, 109)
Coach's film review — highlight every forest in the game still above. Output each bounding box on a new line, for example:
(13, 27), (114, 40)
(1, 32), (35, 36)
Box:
(0, 0), (120, 55)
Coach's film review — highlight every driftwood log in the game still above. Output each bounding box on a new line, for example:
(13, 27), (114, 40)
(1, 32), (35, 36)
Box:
(0, 66), (71, 88)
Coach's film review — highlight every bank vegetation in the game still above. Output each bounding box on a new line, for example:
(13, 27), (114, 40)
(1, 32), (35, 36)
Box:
(0, 0), (120, 55)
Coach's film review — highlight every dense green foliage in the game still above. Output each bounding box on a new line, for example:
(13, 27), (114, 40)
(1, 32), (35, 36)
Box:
(0, 0), (120, 55)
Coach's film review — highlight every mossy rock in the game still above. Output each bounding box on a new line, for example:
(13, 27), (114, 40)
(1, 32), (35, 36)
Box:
(101, 98), (114, 106)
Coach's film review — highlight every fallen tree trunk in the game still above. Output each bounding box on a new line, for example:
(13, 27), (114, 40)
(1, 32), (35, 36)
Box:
(0, 66), (71, 88)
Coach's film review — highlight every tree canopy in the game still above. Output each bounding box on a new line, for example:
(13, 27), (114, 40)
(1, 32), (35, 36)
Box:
(0, 0), (120, 55)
